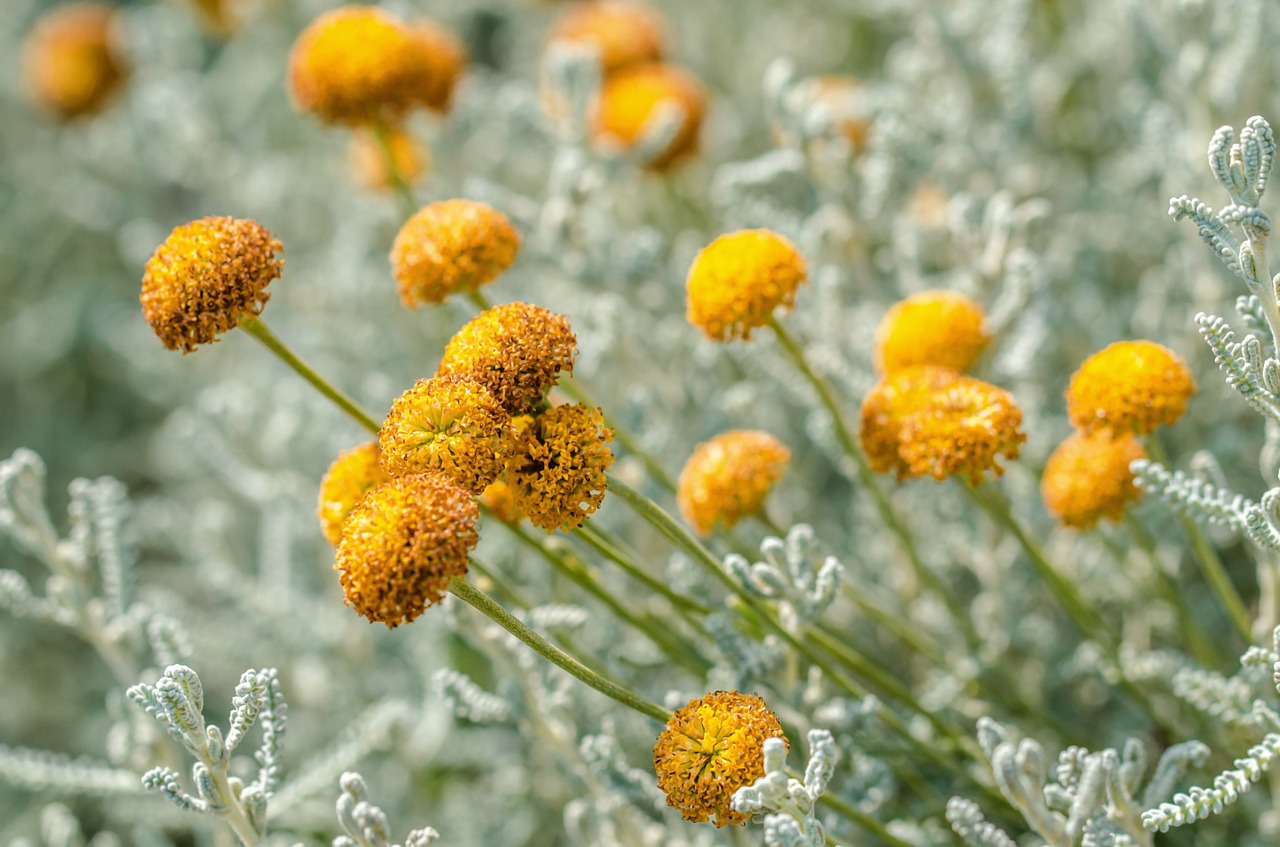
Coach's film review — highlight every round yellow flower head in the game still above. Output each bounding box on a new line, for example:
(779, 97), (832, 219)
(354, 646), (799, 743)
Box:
(1066, 340), (1196, 435)
(437, 302), (578, 415)
(677, 431), (790, 537)
(654, 690), (786, 827)
(335, 472), (478, 628)
(410, 19), (467, 114)
(896, 375), (1026, 484)
(1041, 431), (1146, 529)
(874, 290), (989, 375)
(594, 62), (706, 170)
(22, 3), (128, 121)
(390, 200), (521, 307)
(140, 216), (284, 353)
(317, 442), (390, 545)
(860, 366), (961, 478)
(379, 376), (512, 495)
(508, 404), (614, 532)
(547, 1), (666, 75)
(480, 478), (523, 525)
(686, 230), (808, 342)
(349, 125), (429, 192)
(288, 6), (433, 126)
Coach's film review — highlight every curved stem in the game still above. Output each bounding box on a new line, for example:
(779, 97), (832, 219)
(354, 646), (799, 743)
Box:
(371, 121), (417, 221)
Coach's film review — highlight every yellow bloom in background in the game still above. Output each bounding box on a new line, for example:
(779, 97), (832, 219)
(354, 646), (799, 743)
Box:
(1041, 430), (1146, 528)
(140, 216), (284, 353)
(287, 6), (433, 126)
(379, 377), (512, 495)
(653, 691), (786, 827)
(317, 442), (390, 545)
(547, 0), (667, 75)
(874, 290), (989, 375)
(594, 62), (706, 170)
(390, 200), (521, 307)
(1065, 340), (1196, 435)
(686, 230), (808, 342)
(21, 3), (128, 121)
(676, 431), (790, 537)
(410, 19), (468, 114)
(334, 472), (478, 628)
(349, 125), (429, 192)
(896, 375), (1026, 484)
(508, 404), (614, 532)
(479, 478), (523, 525)
(437, 302), (577, 415)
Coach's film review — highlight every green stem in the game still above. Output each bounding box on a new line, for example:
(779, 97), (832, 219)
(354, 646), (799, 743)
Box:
(466, 289), (494, 312)
(371, 121), (417, 220)
(449, 575), (671, 723)
(814, 791), (915, 847)
(239, 316), (381, 435)
(573, 523), (710, 615)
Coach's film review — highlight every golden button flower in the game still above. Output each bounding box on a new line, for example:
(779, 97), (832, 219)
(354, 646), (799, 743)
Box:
(1041, 431), (1146, 528)
(547, 1), (666, 75)
(686, 229), (808, 342)
(390, 200), (521, 307)
(677, 431), (790, 536)
(860, 366), (961, 477)
(508, 404), (614, 532)
(410, 19), (467, 114)
(1065, 340), (1196, 435)
(317, 442), (390, 545)
(896, 375), (1026, 484)
(594, 62), (705, 170)
(22, 3), (127, 120)
(874, 290), (989, 375)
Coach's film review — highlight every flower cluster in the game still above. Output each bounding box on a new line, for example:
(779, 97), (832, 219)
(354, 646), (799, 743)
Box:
(1041, 431), (1146, 529)
(390, 200), (522, 307)
(873, 290), (989, 375)
(317, 442), (389, 545)
(506, 404), (615, 532)
(686, 230), (808, 342)
(677, 431), (790, 536)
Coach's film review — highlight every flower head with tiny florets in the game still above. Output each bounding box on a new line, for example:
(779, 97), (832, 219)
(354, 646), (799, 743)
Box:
(507, 404), (614, 532)
(317, 442), (390, 545)
(874, 289), (989, 375)
(686, 230), (807, 342)
(410, 19), (467, 114)
(677, 431), (790, 537)
(595, 62), (705, 170)
(897, 375), (1025, 484)
(480, 479), (523, 525)
(334, 472), (478, 627)
(140, 216), (283, 353)
(1066, 340), (1196, 435)
(391, 200), (521, 307)
(654, 690), (787, 827)
(547, 0), (666, 75)
(859, 365), (960, 478)
(21, 2), (128, 120)
(1041, 430), (1146, 528)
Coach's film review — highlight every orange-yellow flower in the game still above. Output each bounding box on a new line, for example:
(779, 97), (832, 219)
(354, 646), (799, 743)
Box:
(895, 376), (1025, 483)
(22, 3), (127, 121)
(594, 62), (705, 170)
(140, 216), (284, 353)
(654, 691), (786, 827)
(686, 230), (807, 342)
(317, 442), (390, 545)
(349, 125), (429, 192)
(379, 377), (512, 495)
(859, 365), (960, 477)
(547, 1), (666, 75)
(410, 19), (467, 114)
(874, 290), (989, 375)
(480, 478), (523, 525)
(508, 404), (614, 531)
(677, 431), (790, 537)
(1041, 431), (1146, 528)
(437, 302), (577, 415)
(334, 472), (478, 627)
(390, 200), (521, 307)
(1065, 340), (1196, 435)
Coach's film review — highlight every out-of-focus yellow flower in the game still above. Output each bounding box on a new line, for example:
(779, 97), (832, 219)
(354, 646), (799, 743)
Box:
(860, 365), (959, 478)
(437, 302), (577, 415)
(349, 125), (429, 192)
(1041, 431), (1146, 528)
(508, 404), (614, 531)
(1065, 340), (1196, 435)
(686, 229), (807, 342)
(140, 216), (284, 353)
(547, 1), (666, 75)
(594, 62), (705, 170)
(895, 375), (1025, 484)
(410, 19), (467, 114)
(334, 472), (478, 627)
(874, 290), (989, 375)
(317, 442), (390, 545)
(379, 377), (512, 495)
(22, 3), (127, 121)
(676, 431), (789, 537)
(480, 478), (523, 525)
(653, 691), (786, 827)
(390, 200), (521, 307)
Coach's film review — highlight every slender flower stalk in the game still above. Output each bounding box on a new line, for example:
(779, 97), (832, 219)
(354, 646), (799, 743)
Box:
(371, 121), (417, 219)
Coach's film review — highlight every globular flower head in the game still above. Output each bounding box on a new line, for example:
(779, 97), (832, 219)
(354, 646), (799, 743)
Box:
(507, 404), (614, 532)
(287, 6), (433, 126)
(654, 690), (786, 827)
(547, 1), (666, 75)
(22, 2), (128, 121)
(410, 19), (467, 114)
(1042, 431), (1146, 528)
(480, 478), (523, 525)
(437, 302), (577, 415)
(686, 230), (807, 342)
(390, 200), (521, 307)
(335, 472), (478, 627)
(349, 124), (429, 192)
(379, 376), (512, 495)
(874, 290), (989, 375)
(317, 442), (390, 545)
(1065, 340), (1196, 435)
(594, 62), (705, 170)
(677, 431), (790, 537)
(140, 216), (284, 353)
(860, 365), (960, 477)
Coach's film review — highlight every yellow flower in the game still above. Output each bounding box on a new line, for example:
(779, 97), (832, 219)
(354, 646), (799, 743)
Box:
(335, 472), (478, 627)
(1041, 431), (1146, 528)
(287, 6), (433, 126)
(21, 3), (127, 121)
(437, 302), (578, 415)
(508, 404), (614, 532)
(874, 290), (989, 375)
(480, 479), (523, 525)
(390, 200), (521, 307)
(653, 691), (786, 827)
(317, 442), (390, 545)
(686, 230), (807, 342)
(379, 377), (512, 495)
(547, 1), (666, 75)
(594, 62), (706, 170)
(860, 366), (961, 477)
(410, 19), (467, 114)
(349, 125), (429, 192)
(140, 216), (284, 353)
(1065, 340), (1196, 435)
(676, 431), (790, 537)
